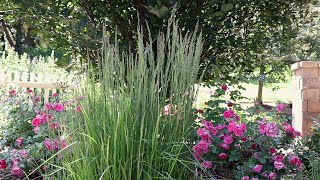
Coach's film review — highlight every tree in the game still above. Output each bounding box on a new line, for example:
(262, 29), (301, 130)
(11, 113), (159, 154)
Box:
(1, 0), (313, 85)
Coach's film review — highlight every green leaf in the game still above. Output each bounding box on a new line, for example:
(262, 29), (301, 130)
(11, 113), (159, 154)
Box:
(221, 3), (233, 12)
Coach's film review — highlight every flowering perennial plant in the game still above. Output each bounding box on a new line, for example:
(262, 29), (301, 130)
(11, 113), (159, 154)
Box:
(0, 88), (82, 178)
(193, 86), (303, 180)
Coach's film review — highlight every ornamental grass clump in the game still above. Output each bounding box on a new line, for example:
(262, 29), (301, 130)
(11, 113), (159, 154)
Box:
(60, 20), (203, 179)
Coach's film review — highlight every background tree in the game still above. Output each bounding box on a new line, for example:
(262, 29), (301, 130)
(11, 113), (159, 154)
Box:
(0, 0), (313, 85)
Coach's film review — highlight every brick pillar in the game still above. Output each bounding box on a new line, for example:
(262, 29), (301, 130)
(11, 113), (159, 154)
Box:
(291, 61), (320, 135)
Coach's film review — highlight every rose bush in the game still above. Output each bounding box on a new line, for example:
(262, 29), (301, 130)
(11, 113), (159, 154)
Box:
(0, 87), (82, 178)
(193, 85), (303, 180)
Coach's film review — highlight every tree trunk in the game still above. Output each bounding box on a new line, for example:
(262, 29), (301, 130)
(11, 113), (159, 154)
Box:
(257, 63), (265, 105)
(14, 19), (23, 57)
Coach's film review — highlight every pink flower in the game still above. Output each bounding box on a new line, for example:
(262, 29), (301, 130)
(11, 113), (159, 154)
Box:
(217, 153), (228, 160)
(44, 138), (53, 151)
(0, 159), (7, 169)
(268, 172), (277, 179)
(221, 84), (228, 91)
(274, 161), (285, 170)
(253, 153), (259, 159)
(163, 104), (172, 116)
(15, 137), (23, 147)
(9, 89), (17, 96)
(42, 113), (53, 123)
(11, 166), (24, 177)
(227, 121), (237, 133)
(265, 122), (278, 138)
(203, 121), (218, 135)
(52, 93), (58, 97)
(26, 89), (33, 93)
(19, 150), (28, 158)
(273, 155), (284, 162)
(289, 156), (302, 167)
(253, 164), (263, 173)
(34, 126), (40, 134)
(223, 134), (233, 145)
(220, 143), (230, 150)
(241, 136), (247, 142)
(76, 106), (82, 113)
(49, 122), (60, 130)
(223, 109), (235, 119)
(202, 161), (212, 168)
(241, 176), (250, 180)
(196, 140), (210, 153)
(276, 104), (285, 112)
(45, 102), (53, 111)
(227, 101), (233, 107)
(215, 124), (225, 130)
(269, 147), (276, 154)
(31, 117), (42, 127)
(53, 103), (65, 112)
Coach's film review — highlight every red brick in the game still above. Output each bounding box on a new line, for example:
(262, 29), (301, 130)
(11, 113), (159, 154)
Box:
(306, 78), (320, 89)
(308, 101), (320, 112)
(302, 89), (319, 100)
(301, 67), (318, 78)
(292, 101), (308, 112)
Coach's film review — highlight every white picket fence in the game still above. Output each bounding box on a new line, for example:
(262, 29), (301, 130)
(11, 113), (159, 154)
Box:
(0, 70), (76, 102)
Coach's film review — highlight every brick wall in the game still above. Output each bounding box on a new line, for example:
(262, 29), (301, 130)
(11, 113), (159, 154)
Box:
(292, 61), (320, 135)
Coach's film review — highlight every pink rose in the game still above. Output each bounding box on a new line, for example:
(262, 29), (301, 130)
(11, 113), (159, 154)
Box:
(217, 153), (228, 160)
(76, 106), (82, 113)
(44, 138), (53, 151)
(203, 121), (218, 135)
(223, 109), (235, 119)
(227, 101), (233, 107)
(53, 103), (65, 112)
(270, 147), (276, 154)
(9, 89), (17, 96)
(265, 122), (278, 138)
(45, 102), (53, 111)
(15, 137), (23, 147)
(276, 103), (285, 112)
(196, 140), (210, 153)
(253, 164), (263, 173)
(34, 126), (40, 134)
(19, 150), (28, 158)
(241, 176), (250, 180)
(221, 84), (228, 91)
(223, 134), (233, 145)
(0, 159), (7, 169)
(31, 117), (42, 127)
(11, 166), (24, 177)
(52, 93), (58, 97)
(268, 172), (277, 179)
(220, 143), (230, 150)
(202, 161), (212, 169)
(274, 161), (285, 170)
(289, 156), (302, 167)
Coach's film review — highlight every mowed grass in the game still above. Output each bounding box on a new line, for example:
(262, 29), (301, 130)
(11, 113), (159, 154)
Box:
(196, 80), (293, 107)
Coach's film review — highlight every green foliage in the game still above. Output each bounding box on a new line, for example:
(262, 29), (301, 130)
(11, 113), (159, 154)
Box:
(1, 0), (313, 85)
(59, 21), (202, 179)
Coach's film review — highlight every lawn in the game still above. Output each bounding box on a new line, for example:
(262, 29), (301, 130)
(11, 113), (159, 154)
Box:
(196, 80), (293, 107)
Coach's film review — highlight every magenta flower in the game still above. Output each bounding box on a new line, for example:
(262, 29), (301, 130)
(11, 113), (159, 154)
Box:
(45, 102), (53, 111)
(203, 121), (218, 135)
(268, 172), (277, 179)
(217, 153), (228, 160)
(221, 84), (228, 91)
(0, 159), (7, 169)
(19, 150), (28, 158)
(223, 109), (235, 119)
(11, 166), (24, 177)
(220, 143), (230, 150)
(269, 147), (276, 154)
(227, 101), (233, 107)
(44, 138), (53, 151)
(31, 117), (42, 127)
(274, 161), (285, 170)
(76, 106), (82, 113)
(49, 122), (60, 130)
(276, 103), (285, 112)
(241, 176), (250, 180)
(9, 89), (17, 96)
(53, 103), (65, 112)
(202, 161), (213, 169)
(265, 122), (278, 138)
(223, 134), (233, 145)
(52, 93), (58, 97)
(289, 156), (302, 167)
(15, 137), (23, 147)
(253, 164), (263, 173)
(34, 126), (40, 134)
